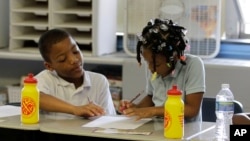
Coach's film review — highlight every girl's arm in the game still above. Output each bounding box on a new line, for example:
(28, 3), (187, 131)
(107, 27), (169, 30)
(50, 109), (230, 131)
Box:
(184, 92), (204, 119)
(136, 95), (154, 108)
(233, 113), (250, 125)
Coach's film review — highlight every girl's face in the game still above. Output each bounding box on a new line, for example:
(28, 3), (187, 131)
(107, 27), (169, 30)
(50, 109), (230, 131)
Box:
(141, 47), (172, 77)
(45, 36), (84, 83)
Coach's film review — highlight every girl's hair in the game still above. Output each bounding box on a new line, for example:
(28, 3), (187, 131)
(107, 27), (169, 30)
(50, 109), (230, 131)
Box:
(136, 18), (188, 71)
(38, 28), (71, 62)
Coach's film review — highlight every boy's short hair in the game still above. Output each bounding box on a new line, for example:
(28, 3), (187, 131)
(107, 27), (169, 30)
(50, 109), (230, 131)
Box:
(38, 29), (71, 62)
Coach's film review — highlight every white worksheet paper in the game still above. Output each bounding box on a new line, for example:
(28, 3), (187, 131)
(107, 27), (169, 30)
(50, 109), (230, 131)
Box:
(82, 115), (152, 129)
(0, 105), (21, 118)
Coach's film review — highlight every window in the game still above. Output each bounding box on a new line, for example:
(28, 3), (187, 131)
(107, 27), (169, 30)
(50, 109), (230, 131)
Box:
(236, 0), (250, 38)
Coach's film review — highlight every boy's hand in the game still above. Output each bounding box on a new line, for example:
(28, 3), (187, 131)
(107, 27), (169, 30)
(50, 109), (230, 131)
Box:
(73, 103), (105, 117)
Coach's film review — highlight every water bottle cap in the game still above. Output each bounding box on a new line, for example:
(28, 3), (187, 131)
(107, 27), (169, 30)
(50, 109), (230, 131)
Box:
(167, 85), (182, 95)
(24, 73), (37, 83)
(221, 84), (230, 89)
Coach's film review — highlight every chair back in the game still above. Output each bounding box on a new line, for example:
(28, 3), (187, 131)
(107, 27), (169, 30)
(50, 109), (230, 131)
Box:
(202, 97), (244, 122)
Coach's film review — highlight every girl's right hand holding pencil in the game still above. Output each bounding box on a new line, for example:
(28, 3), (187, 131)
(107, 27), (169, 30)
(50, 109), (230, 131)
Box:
(119, 100), (136, 113)
(119, 104), (158, 121)
(119, 90), (143, 113)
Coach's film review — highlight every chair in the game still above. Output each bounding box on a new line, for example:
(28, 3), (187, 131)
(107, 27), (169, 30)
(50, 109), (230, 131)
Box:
(202, 97), (244, 122)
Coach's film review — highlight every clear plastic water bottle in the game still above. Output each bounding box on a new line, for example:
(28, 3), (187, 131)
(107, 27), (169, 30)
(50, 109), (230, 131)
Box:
(215, 84), (234, 141)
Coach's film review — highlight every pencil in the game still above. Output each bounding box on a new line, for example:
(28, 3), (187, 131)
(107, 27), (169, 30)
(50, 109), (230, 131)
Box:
(121, 90), (144, 111)
(87, 96), (91, 103)
(129, 90), (144, 103)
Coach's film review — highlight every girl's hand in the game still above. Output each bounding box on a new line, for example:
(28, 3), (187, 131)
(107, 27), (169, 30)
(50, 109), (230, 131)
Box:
(122, 107), (155, 121)
(118, 100), (135, 113)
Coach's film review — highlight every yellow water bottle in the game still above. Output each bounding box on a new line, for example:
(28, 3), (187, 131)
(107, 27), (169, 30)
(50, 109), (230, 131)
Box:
(21, 73), (39, 124)
(164, 85), (184, 139)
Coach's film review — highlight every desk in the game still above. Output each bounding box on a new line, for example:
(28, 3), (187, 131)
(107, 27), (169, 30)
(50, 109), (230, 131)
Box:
(0, 115), (40, 141)
(0, 114), (215, 141)
(40, 117), (215, 141)
(0, 115), (39, 130)
(189, 126), (216, 141)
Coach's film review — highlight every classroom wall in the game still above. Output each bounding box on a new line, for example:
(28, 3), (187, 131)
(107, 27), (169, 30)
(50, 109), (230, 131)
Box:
(204, 60), (250, 113)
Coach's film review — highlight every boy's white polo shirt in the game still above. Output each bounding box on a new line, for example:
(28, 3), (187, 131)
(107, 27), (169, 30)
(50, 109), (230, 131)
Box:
(36, 70), (116, 119)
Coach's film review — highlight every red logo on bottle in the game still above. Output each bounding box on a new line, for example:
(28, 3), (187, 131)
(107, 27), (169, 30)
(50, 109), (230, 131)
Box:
(21, 96), (36, 118)
(164, 110), (171, 130)
(179, 114), (184, 127)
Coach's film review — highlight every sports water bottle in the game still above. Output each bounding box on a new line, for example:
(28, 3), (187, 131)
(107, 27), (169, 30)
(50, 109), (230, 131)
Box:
(215, 84), (234, 141)
(164, 85), (184, 139)
(21, 73), (39, 124)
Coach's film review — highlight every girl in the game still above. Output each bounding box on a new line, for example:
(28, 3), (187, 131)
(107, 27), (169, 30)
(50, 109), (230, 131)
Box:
(119, 18), (205, 122)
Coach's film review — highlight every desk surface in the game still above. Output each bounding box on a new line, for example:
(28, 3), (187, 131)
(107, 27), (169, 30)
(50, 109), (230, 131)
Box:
(189, 126), (216, 141)
(0, 114), (215, 141)
(0, 115), (39, 130)
(39, 117), (215, 141)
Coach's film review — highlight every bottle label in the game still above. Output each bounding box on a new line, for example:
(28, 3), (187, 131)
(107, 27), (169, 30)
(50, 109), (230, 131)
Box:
(164, 110), (171, 130)
(216, 101), (234, 111)
(164, 110), (184, 129)
(21, 96), (36, 118)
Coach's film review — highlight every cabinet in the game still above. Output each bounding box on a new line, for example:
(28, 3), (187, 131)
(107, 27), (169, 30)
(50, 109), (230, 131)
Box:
(2, 0), (148, 111)
(0, 0), (9, 48)
(9, 0), (117, 56)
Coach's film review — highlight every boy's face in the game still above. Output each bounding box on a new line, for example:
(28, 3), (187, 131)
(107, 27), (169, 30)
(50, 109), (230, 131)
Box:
(45, 36), (84, 81)
(141, 47), (171, 77)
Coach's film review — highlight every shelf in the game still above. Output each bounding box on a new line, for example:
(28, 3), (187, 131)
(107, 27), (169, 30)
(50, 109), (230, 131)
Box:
(54, 9), (92, 16)
(11, 12), (48, 25)
(0, 49), (130, 65)
(0, 49), (42, 61)
(11, 0), (48, 13)
(12, 7), (48, 13)
(9, 0), (117, 57)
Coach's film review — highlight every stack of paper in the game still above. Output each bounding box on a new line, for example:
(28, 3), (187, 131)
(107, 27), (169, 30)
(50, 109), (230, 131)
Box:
(82, 115), (152, 130)
(0, 105), (20, 118)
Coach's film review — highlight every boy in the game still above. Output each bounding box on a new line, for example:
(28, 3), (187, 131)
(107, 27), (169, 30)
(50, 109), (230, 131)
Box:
(119, 18), (205, 122)
(36, 28), (116, 119)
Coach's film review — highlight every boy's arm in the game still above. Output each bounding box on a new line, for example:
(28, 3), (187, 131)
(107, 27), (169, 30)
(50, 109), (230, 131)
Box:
(40, 92), (75, 115)
(40, 92), (105, 117)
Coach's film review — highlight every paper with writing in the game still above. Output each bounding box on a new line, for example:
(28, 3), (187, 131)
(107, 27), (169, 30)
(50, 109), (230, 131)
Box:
(82, 115), (152, 129)
(0, 105), (20, 118)
(93, 128), (152, 135)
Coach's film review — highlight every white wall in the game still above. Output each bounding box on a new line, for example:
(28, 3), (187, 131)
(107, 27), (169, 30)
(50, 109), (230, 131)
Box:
(122, 59), (147, 103)
(204, 59), (250, 112)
